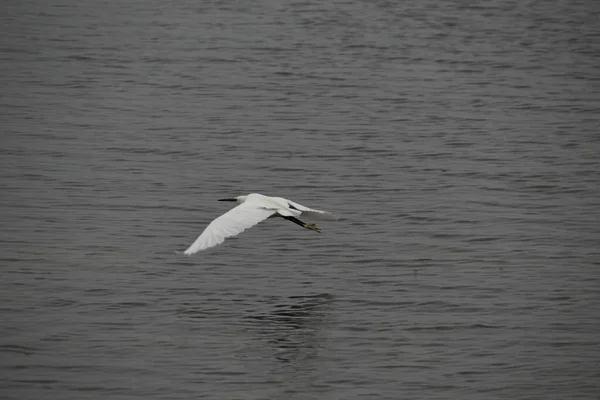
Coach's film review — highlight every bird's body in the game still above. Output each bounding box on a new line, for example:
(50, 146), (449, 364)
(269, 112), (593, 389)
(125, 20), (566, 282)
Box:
(183, 193), (332, 255)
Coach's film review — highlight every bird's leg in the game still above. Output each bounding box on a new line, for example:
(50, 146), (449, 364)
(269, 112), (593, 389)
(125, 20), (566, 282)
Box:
(281, 215), (321, 233)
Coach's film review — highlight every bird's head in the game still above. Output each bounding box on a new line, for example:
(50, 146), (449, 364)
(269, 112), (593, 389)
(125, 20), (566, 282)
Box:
(218, 195), (245, 203)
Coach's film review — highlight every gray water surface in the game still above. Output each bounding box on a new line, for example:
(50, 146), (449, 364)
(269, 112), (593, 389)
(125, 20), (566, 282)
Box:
(1, 1), (599, 399)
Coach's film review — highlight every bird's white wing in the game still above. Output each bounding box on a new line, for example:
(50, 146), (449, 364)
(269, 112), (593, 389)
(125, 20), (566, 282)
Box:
(286, 199), (338, 220)
(183, 204), (275, 255)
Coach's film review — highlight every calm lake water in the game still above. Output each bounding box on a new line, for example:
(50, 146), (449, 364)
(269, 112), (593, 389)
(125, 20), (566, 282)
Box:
(1, 0), (599, 399)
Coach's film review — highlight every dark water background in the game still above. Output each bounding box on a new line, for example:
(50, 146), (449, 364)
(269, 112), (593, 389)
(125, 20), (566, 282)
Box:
(1, 0), (599, 399)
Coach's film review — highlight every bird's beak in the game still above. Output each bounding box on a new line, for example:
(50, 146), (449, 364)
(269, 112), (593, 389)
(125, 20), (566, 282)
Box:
(218, 198), (237, 202)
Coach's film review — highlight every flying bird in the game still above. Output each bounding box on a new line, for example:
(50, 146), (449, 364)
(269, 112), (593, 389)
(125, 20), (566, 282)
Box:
(183, 193), (333, 255)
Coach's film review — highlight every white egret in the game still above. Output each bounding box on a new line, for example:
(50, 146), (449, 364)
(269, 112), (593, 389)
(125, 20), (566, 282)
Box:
(183, 193), (333, 255)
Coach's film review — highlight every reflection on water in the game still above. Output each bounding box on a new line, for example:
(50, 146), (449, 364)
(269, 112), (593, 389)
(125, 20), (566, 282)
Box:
(246, 293), (334, 365)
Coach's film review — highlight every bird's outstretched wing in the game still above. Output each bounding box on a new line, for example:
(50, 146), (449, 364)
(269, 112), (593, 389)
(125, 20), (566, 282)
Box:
(286, 199), (338, 220)
(183, 204), (275, 255)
